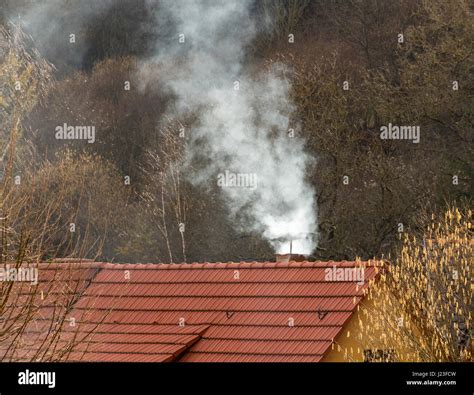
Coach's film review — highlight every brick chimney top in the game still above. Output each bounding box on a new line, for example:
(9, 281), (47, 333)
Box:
(275, 254), (307, 263)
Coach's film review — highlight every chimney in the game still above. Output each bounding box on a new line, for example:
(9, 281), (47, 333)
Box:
(275, 239), (308, 262)
(275, 253), (307, 263)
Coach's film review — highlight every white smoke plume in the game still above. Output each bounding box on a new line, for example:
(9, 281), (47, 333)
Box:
(144, 0), (317, 254)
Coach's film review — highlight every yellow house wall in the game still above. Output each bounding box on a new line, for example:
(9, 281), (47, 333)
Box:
(321, 295), (415, 362)
(321, 305), (367, 362)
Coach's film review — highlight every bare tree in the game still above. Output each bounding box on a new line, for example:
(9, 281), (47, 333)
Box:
(140, 120), (190, 263)
(0, 24), (114, 362)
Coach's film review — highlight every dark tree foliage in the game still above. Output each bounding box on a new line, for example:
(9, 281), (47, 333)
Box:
(2, 0), (472, 263)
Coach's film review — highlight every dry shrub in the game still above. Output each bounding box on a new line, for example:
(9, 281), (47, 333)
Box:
(354, 205), (472, 361)
(0, 149), (126, 361)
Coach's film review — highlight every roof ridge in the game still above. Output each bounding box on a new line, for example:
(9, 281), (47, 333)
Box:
(23, 260), (386, 271)
(68, 260), (380, 270)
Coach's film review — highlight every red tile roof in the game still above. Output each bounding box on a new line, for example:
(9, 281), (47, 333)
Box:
(1, 260), (380, 362)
